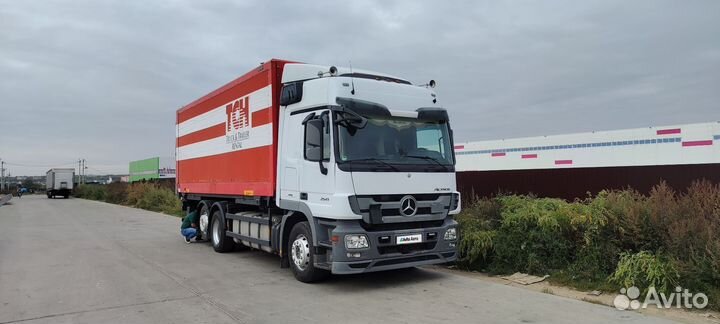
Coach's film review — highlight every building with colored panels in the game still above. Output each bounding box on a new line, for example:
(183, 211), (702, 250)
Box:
(129, 157), (176, 183)
(454, 122), (720, 199)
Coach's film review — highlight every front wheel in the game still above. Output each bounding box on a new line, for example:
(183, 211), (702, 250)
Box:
(288, 222), (330, 283)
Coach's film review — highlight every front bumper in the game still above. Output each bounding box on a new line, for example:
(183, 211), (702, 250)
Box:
(327, 217), (458, 274)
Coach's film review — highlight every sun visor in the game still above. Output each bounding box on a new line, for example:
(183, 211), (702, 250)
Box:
(416, 107), (449, 121)
(336, 97), (391, 117)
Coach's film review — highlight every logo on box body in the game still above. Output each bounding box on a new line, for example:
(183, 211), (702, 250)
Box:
(225, 97), (250, 149)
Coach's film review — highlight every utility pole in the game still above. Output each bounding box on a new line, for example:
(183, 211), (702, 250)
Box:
(82, 159), (87, 184)
(1, 159), (5, 192)
(78, 159), (82, 184)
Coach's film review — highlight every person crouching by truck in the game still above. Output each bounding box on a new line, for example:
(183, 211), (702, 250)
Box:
(180, 210), (200, 243)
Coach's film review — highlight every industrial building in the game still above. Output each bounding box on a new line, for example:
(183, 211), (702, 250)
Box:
(454, 121), (720, 199)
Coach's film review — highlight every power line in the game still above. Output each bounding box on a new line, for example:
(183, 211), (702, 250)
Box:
(3, 161), (78, 168)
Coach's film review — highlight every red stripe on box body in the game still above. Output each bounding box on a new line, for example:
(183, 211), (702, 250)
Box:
(555, 159), (573, 165)
(251, 108), (272, 127)
(657, 128), (681, 135)
(682, 140), (713, 147)
(454, 145), (465, 150)
(491, 152), (506, 157)
(522, 154), (538, 159)
(177, 123), (225, 147)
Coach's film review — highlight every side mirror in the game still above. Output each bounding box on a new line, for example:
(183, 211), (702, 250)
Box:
(304, 119), (324, 162)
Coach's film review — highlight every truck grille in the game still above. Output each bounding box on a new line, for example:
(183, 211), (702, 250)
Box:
(360, 219), (444, 231)
(349, 193), (452, 225)
(381, 207), (432, 216)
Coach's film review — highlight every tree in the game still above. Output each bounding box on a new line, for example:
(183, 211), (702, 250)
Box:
(21, 178), (37, 190)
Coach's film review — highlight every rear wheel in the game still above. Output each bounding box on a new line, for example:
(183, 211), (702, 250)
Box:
(289, 221), (330, 283)
(210, 209), (233, 253)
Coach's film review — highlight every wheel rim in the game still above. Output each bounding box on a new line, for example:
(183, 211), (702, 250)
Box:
(212, 218), (221, 246)
(199, 212), (209, 236)
(291, 234), (311, 271)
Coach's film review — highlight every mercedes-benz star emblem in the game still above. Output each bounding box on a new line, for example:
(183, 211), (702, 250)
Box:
(399, 195), (417, 217)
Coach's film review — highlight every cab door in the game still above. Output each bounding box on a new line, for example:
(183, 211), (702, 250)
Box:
(298, 109), (335, 217)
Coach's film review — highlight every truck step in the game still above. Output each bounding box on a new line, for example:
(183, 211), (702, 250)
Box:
(225, 231), (271, 247)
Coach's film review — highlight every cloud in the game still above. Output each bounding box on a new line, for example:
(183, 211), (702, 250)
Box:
(1, 0), (719, 175)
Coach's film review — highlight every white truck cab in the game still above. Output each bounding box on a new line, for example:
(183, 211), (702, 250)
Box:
(276, 64), (460, 279)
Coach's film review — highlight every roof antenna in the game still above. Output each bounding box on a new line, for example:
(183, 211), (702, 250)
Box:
(349, 60), (356, 95)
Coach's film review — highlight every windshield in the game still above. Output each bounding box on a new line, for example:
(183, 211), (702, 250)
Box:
(336, 114), (454, 170)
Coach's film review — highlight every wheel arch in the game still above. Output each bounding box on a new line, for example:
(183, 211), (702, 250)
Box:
(209, 201), (228, 224)
(279, 211), (314, 257)
(196, 200), (211, 216)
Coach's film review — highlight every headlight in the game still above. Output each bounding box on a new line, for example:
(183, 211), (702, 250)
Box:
(444, 228), (457, 241)
(345, 234), (369, 249)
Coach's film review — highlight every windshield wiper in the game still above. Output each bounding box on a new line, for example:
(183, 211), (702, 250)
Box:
(403, 155), (450, 170)
(346, 158), (399, 171)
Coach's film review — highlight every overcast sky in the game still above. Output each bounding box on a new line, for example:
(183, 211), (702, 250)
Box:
(1, 1), (719, 175)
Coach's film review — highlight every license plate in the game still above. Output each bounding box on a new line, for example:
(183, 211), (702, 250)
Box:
(396, 234), (422, 245)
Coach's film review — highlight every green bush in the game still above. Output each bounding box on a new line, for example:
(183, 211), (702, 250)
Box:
(455, 197), (501, 269)
(609, 251), (679, 294)
(104, 182), (128, 204)
(128, 183), (182, 216)
(125, 182), (150, 206)
(73, 185), (107, 201)
(492, 196), (581, 274)
(568, 191), (622, 281)
(456, 180), (720, 310)
(74, 182), (182, 217)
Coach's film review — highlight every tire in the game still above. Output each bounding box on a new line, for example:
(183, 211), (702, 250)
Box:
(198, 203), (210, 241)
(210, 209), (234, 253)
(288, 221), (330, 283)
(63, 194), (69, 199)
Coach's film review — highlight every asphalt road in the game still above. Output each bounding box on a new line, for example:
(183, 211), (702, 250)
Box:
(0, 195), (678, 324)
